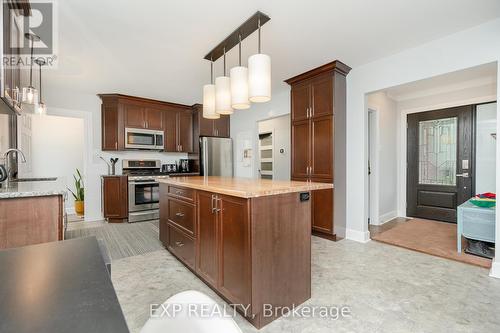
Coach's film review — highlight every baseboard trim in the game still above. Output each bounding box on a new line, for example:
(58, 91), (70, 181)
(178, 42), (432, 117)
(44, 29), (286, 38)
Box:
(489, 259), (500, 279)
(345, 228), (371, 243)
(378, 210), (398, 225)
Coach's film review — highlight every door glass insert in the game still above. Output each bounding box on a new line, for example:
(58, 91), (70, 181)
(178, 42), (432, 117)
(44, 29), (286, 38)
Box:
(418, 117), (457, 186)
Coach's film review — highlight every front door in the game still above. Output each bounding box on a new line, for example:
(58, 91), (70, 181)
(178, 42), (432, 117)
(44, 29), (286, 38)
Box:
(407, 105), (474, 223)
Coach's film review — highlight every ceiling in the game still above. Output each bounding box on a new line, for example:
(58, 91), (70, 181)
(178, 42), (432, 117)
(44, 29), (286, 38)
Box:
(385, 62), (498, 101)
(45, 0), (500, 108)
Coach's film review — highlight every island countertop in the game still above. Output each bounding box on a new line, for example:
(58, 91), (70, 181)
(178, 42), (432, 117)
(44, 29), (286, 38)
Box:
(159, 176), (333, 198)
(0, 178), (67, 199)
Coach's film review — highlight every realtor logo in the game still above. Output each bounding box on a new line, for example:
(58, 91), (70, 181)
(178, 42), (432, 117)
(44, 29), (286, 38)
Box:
(3, 0), (58, 67)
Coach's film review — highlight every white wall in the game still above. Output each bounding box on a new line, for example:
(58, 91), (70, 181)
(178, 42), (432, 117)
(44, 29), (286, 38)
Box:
(25, 115), (85, 212)
(345, 18), (500, 277)
(231, 90), (290, 179)
(476, 102), (497, 193)
(257, 115), (291, 180)
(367, 92), (398, 224)
(395, 79), (496, 217)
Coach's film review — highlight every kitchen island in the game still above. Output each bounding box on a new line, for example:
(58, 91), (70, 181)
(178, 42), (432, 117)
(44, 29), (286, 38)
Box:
(159, 176), (333, 329)
(0, 178), (66, 249)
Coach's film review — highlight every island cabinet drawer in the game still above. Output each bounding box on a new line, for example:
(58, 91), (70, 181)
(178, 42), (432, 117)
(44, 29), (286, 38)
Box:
(167, 224), (195, 269)
(167, 199), (195, 236)
(168, 185), (195, 202)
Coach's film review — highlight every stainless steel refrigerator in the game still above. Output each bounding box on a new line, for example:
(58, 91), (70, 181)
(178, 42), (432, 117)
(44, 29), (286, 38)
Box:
(200, 137), (233, 176)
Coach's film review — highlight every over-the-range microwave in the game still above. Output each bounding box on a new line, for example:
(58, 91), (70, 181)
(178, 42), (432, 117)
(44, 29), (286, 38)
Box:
(125, 128), (164, 150)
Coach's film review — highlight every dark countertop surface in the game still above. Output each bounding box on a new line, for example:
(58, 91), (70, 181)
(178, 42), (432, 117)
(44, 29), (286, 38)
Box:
(0, 237), (129, 333)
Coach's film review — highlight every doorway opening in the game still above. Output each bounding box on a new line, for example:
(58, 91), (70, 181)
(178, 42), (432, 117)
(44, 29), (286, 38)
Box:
(257, 115), (290, 180)
(367, 63), (497, 268)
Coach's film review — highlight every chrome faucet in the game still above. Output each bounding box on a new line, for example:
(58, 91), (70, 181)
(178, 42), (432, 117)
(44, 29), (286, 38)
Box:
(2, 148), (27, 186)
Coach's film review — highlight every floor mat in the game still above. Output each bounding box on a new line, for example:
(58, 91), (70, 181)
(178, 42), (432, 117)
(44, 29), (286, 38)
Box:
(371, 218), (492, 268)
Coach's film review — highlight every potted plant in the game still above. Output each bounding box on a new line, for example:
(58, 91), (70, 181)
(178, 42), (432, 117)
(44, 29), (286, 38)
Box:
(68, 169), (84, 216)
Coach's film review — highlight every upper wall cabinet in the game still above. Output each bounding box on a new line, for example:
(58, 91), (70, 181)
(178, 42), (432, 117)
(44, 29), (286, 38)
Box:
(193, 104), (230, 138)
(98, 94), (194, 152)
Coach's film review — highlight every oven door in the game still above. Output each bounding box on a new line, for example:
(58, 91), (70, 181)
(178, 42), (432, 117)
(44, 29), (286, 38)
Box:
(125, 128), (163, 150)
(128, 180), (160, 212)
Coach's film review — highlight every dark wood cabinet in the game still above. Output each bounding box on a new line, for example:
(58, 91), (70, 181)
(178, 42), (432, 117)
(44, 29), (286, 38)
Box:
(102, 175), (128, 223)
(286, 60), (350, 240)
(159, 183), (310, 329)
(145, 107), (163, 130)
(291, 82), (310, 122)
(218, 195), (250, 306)
(164, 107), (193, 153)
(124, 103), (145, 128)
(311, 115), (334, 179)
(196, 191), (219, 287)
(291, 120), (310, 178)
(98, 94), (196, 152)
(193, 104), (230, 138)
(101, 102), (123, 150)
(214, 116), (230, 138)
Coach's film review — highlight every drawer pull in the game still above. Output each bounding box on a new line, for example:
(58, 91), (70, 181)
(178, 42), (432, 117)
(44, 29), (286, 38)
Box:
(175, 212), (185, 218)
(175, 241), (184, 247)
(176, 191), (182, 195)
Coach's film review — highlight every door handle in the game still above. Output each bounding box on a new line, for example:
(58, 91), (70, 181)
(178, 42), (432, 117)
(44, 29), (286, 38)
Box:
(456, 173), (469, 178)
(175, 212), (185, 218)
(211, 194), (216, 213)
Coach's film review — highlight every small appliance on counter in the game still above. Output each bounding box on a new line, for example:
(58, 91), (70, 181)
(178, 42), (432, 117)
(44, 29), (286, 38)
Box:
(179, 159), (190, 173)
(162, 163), (177, 173)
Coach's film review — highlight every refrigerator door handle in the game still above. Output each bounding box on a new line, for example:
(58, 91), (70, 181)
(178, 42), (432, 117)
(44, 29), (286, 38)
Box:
(202, 138), (208, 176)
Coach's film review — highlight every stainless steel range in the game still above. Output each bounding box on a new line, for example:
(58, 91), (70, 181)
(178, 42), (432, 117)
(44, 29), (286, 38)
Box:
(122, 159), (169, 223)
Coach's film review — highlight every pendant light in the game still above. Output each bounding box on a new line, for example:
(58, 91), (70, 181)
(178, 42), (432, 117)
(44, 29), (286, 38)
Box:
(230, 34), (250, 110)
(34, 58), (46, 115)
(248, 17), (271, 103)
(202, 59), (219, 119)
(215, 47), (233, 115)
(22, 33), (40, 105)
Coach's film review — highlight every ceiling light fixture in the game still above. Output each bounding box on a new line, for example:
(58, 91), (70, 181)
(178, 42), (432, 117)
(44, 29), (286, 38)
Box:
(215, 47), (233, 115)
(230, 34), (250, 110)
(34, 58), (46, 115)
(22, 33), (40, 105)
(203, 59), (219, 119)
(203, 11), (271, 116)
(248, 17), (271, 103)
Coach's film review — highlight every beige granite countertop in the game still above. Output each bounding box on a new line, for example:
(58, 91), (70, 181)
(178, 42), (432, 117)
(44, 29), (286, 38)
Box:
(0, 178), (67, 199)
(159, 176), (333, 198)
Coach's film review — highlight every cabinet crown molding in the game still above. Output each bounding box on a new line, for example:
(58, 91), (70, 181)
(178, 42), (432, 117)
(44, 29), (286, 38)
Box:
(284, 60), (351, 85)
(97, 93), (192, 110)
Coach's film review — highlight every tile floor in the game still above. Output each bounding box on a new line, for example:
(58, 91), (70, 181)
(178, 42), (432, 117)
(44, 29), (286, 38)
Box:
(112, 237), (500, 333)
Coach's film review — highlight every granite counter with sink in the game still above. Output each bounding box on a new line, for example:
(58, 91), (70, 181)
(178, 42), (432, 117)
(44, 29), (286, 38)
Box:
(0, 177), (67, 199)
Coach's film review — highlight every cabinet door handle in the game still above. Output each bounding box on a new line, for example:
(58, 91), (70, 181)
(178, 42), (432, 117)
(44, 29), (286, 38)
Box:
(175, 241), (184, 247)
(211, 194), (216, 213)
(179, 144), (182, 151)
(115, 141), (118, 149)
(216, 198), (221, 213)
(175, 212), (185, 218)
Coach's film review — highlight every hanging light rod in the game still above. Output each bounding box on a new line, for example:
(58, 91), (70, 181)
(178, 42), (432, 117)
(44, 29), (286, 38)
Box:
(204, 11), (270, 61)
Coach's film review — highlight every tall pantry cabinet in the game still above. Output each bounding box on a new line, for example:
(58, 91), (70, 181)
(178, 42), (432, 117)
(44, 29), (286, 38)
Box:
(285, 61), (351, 240)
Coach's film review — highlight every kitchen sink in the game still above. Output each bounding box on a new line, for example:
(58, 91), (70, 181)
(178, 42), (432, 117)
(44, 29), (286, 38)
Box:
(11, 177), (58, 182)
